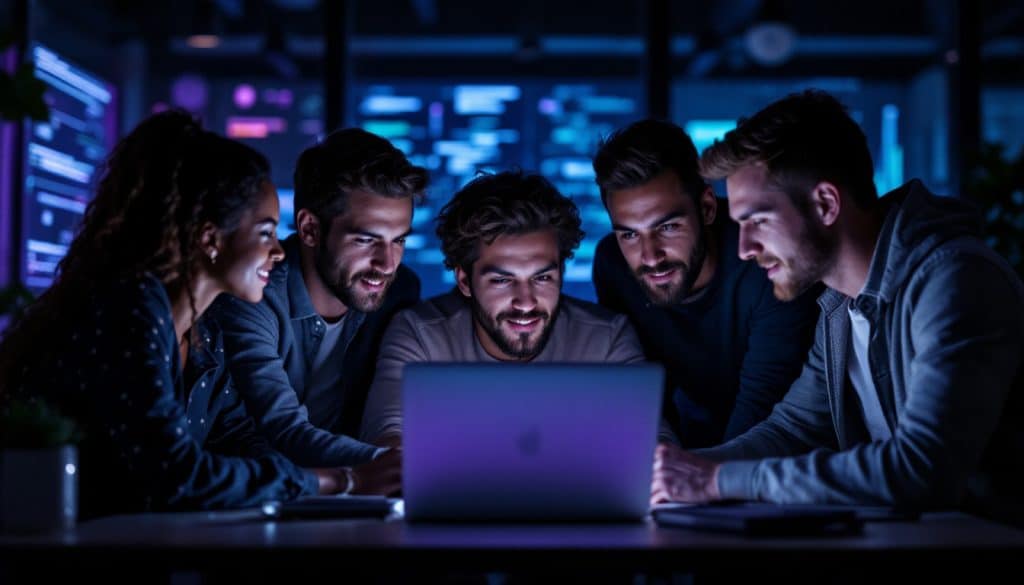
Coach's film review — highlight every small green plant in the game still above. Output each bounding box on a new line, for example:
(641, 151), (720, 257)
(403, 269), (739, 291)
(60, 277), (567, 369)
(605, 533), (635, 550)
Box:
(0, 282), (34, 322)
(0, 31), (74, 451)
(968, 143), (1024, 280)
(0, 398), (81, 448)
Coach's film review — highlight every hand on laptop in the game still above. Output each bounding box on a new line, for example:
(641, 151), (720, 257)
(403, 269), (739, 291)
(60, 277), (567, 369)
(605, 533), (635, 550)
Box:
(650, 442), (721, 505)
(349, 447), (403, 496)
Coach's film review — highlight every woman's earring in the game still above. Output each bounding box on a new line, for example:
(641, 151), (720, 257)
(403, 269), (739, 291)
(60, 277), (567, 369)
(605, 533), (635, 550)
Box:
(209, 250), (218, 265)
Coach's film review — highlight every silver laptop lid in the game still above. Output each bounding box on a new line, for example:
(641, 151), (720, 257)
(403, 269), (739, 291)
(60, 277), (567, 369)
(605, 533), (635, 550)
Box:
(402, 362), (663, 521)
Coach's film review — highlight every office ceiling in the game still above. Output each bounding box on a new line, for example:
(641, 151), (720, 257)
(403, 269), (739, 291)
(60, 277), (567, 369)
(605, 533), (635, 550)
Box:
(22, 0), (1024, 81)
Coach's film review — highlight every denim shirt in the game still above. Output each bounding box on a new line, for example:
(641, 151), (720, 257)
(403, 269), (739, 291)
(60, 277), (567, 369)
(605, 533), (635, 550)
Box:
(209, 235), (420, 467)
(14, 274), (318, 520)
(702, 181), (1024, 523)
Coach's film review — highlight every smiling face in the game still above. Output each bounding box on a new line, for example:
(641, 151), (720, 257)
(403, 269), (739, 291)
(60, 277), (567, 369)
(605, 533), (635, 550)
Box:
(606, 170), (715, 306)
(727, 164), (836, 301)
(211, 180), (285, 303)
(456, 229), (562, 361)
(312, 189), (414, 313)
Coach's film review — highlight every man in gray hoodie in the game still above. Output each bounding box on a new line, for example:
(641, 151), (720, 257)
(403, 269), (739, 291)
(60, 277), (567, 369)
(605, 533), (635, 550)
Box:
(651, 90), (1024, 525)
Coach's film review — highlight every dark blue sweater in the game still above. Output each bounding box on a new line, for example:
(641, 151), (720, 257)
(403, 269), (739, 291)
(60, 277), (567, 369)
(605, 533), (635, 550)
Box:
(592, 208), (820, 448)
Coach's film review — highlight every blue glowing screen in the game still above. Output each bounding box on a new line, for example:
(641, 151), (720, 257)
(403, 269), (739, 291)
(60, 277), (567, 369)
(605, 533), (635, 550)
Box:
(352, 82), (641, 300)
(21, 45), (116, 291)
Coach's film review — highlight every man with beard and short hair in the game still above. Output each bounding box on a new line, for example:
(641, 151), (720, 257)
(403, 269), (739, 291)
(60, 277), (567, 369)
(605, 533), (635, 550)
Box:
(209, 128), (428, 494)
(359, 170), (647, 446)
(591, 119), (820, 448)
(651, 90), (1024, 526)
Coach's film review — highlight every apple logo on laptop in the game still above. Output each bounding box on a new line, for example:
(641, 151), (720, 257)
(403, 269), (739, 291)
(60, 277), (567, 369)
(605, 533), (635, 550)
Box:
(516, 425), (541, 456)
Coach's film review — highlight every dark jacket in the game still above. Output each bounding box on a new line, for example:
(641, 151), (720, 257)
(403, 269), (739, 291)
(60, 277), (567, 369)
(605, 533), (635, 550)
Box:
(209, 235), (420, 467)
(15, 275), (317, 520)
(704, 180), (1024, 523)
(592, 205), (820, 447)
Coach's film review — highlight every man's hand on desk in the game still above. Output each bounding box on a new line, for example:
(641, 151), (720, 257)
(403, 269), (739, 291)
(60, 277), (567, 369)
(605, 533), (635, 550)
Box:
(373, 432), (403, 449)
(650, 442), (721, 505)
(350, 447), (402, 495)
(312, 447), (403, 496)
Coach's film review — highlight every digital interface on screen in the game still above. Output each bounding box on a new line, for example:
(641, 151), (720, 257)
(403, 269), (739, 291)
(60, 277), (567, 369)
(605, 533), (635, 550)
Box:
(215, 80), (643, 301)
(214, 78), (910, 302)
(219, 81), (323, 189)
(353, 82), (642, 300)
(674, 80), (906, 196)
(355, 83), (526, 298)
(21, 45), (116, 291)
(534, 85), (642, 296)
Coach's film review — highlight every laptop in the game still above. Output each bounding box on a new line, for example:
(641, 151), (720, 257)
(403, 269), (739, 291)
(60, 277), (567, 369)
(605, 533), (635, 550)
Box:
(402, 362), (663, 522)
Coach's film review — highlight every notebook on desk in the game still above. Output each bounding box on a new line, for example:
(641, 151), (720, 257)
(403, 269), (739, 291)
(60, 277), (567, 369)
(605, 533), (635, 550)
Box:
(653, 502), (880, 536)
(401, 362), (664, 522)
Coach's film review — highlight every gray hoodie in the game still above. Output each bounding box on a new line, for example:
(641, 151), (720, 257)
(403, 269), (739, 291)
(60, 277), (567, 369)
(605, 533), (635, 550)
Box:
(360, 292), (647, 442)
(701, 180), (1024, 523)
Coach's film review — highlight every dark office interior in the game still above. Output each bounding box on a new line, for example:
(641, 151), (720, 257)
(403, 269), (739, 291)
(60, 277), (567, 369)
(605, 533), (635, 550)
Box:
(2, 0), (1024, 582)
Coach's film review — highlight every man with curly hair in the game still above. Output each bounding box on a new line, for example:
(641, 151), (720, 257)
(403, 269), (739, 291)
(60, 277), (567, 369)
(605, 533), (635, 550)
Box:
(360, 170), (648, 446)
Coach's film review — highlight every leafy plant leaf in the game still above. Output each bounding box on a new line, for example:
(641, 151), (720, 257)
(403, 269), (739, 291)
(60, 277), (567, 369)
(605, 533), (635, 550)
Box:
(0, 398), (82, 448)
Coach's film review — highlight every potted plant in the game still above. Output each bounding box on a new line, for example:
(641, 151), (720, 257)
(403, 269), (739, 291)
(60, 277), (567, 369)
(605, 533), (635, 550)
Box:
(967, 142), (1024, 280)
(0, 398), (81, 533)
(966, 142), (1024, 450)
(0, 282), (33, 334)
(0, 28), (75, 534)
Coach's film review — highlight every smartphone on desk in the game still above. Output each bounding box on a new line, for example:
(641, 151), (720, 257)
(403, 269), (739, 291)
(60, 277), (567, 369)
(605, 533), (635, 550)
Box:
(261, 495), (398, 520)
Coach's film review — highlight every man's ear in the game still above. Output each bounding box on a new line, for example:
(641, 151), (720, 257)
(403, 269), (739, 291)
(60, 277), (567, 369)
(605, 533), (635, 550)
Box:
(700, 186), (717, 226)
(811, 181), (841, 227)
(455, 266), (472, 298)
(296, 209), (321, 249)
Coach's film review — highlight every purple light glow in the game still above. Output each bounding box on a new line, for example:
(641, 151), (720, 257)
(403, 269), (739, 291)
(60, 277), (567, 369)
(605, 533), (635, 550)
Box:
(538, 98), (560, 116)
(428, 101), (444, 139)
(170, 75), (208, 112)
(105, 87), (118, 188)
(0, 47), (17, 286)
(401, 364), (661, 521)
(263, 88), (294, 108)
(226, 116), (287, 139)
(299, 118), (323, 136)
(233, 84), (257, 109)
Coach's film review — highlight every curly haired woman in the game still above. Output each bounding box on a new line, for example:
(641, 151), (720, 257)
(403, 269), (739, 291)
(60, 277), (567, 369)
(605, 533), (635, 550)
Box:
(0, 111), (355, 518)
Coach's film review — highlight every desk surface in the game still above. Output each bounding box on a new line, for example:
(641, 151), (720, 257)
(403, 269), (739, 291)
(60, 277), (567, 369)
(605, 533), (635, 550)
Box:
(3, 510), (1024, 577)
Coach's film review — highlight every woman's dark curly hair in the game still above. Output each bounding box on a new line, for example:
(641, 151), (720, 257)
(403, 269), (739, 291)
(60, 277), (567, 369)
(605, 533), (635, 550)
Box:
(0, 110), (270, 393)
(435, 170), (584, 274)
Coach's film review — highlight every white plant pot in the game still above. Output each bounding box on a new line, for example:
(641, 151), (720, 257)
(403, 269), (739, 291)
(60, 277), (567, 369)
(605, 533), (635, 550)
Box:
(0, 445), (77, 533)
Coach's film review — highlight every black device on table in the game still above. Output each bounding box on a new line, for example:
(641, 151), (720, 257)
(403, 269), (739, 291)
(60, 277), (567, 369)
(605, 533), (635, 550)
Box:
(652, 502), (871, 536)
